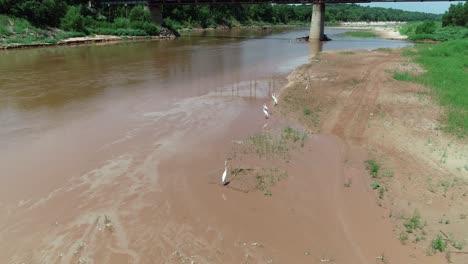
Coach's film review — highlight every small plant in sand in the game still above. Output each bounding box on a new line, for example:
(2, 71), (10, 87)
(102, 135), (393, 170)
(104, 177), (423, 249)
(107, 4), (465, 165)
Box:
(303, 108), (312, 116)
(404, 211), (422, 233)
(450, 239), (464, 250)
(365, 160), (381, 178)
(431, 235), (448, 252)
(400, 232), (409, 244)
(378, 186), (386, 199)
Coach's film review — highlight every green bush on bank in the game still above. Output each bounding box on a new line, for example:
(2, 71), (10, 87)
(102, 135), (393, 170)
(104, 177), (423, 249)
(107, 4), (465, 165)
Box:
(400, 21), (468, 41)
(83, 6), (161, 36)
(61, 6), (87, 33)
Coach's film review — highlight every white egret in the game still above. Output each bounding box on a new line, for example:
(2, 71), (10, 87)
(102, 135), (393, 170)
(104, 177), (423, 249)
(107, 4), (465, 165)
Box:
(272, 93), (278, 105)
(305, 83), (309, 90)
(221, 160), (228, 185)
(263, 103), (269, 112)
(263, 106), (269, 119)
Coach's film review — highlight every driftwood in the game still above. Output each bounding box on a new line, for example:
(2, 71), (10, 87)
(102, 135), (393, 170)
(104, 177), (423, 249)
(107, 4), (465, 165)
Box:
(439, 230), (450, 239)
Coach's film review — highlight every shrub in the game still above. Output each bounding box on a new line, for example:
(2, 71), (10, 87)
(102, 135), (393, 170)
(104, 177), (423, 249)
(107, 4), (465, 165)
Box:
(131, 21), (161, 35)
(61, 6), (86, 33)
(163, 18), (183, 31)
(113, 17), (130, 29)
(415, 20), (437, 35)
(129, 5), (151, 23)
(89, 27), (147, 36)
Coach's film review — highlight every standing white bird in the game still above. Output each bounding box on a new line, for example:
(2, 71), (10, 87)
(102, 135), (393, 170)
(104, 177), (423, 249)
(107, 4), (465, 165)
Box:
(272, 93), (278, 105)
(221, 160), (228, 185)
(263, 106), (269, 119)
(263, 103), (269, 112)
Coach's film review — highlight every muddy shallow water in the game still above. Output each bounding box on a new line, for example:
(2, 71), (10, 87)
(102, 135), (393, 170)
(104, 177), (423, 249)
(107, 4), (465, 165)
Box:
(0, 28), (417, 263)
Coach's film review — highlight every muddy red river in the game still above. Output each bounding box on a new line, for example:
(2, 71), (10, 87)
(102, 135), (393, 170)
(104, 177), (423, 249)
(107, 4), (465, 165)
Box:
(0, 28), (435, 264)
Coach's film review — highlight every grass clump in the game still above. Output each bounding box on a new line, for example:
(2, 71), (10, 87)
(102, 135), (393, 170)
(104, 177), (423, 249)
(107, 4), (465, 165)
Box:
(339, 51), (355, 55)
(282, 127), (306, 144)
(450, 240), (464, 250)
(248, 127), (307, 158)
(371, 182), (380, 190)
(393, 72), (413, 82)
(339, 30), (378, 38)
(431, 235), (448, 252)
(404, 211), (422, 233)
(400, 232), (409, 244)
(303, 108), (312, 116)
(365, 160), (381, 178)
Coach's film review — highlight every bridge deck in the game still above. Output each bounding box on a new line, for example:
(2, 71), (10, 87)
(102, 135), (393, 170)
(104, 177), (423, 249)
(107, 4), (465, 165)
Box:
(100, 0), (459, 5)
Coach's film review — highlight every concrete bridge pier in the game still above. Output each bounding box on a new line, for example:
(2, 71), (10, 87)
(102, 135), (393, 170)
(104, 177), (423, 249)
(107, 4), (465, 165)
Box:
(148, 4), (163, 25)
(309, 2), (325, 41)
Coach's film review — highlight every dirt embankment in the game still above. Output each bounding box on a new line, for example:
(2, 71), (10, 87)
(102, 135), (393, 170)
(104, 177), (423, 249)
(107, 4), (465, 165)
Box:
(280, 49), (468, 263)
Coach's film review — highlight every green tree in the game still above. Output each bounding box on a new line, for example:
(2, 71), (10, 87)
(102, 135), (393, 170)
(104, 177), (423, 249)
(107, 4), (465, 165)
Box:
(60, 5), (86, 32)
(442, 2), (468, 27)
(129, 5), (151, 23)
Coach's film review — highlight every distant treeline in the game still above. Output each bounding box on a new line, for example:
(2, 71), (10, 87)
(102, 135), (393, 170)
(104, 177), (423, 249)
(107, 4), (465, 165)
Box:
(0, 1), (441, 30)
(162, 3), (441, 29)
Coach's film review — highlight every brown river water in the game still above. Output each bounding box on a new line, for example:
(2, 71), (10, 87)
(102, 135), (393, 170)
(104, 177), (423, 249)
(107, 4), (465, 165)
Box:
(0, 28), (419, 263)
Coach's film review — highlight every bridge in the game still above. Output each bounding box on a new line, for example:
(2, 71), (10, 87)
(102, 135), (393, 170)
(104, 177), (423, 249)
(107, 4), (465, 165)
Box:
(97, 0), (459, 41)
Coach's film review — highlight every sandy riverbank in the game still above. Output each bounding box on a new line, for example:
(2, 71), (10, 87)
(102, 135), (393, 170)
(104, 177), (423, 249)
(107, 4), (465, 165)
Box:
(330, 21), (407, 40)
(279, 48), (468, 263)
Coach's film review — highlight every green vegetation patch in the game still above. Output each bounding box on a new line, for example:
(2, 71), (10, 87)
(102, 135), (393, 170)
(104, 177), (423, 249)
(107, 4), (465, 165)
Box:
(247, 127), (307, 158)
(365, 160), (381, 178)
(431, 235), (448, 252)
(255, 168), (288, 196)
(404, 211), (422, 233)
(400, 20), (468, 41)
(339, 31), (379, 38)
(338, 51), (355, 55)
(393, 72), (414, 82)
(408, 39), (468, 136)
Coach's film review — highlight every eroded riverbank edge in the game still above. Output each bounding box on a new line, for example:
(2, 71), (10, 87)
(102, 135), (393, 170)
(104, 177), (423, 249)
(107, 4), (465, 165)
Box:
(0, 25), (295, 50)
(278, 47), (468, 263)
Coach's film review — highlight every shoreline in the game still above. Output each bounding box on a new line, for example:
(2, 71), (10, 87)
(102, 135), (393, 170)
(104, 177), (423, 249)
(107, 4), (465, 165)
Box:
(0, 33), (176, 51)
